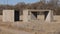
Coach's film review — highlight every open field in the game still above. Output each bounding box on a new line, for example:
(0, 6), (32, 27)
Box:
(0, 15), (60, 34)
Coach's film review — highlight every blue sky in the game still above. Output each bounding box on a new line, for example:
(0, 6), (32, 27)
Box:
(0, 0), (40, 5)
(0, 0), (50, 5)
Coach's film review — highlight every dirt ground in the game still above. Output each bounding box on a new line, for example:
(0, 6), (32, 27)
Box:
(0, 15), (60, 34)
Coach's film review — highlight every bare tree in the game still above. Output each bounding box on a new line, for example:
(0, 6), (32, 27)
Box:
(49, 0), (58, 6)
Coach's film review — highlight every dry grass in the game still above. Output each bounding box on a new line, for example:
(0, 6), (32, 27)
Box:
(0, 15), (60, 34)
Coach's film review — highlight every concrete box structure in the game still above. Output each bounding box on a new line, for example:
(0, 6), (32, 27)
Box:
(3, 9), (53, 22)
(23, 9), (53, 22)
(3, 10), (14, 22)
(3, 10), (20, 22)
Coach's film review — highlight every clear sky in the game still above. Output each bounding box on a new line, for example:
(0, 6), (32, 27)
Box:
(0, 0), (50, 5)
(0, 0), (40, 5)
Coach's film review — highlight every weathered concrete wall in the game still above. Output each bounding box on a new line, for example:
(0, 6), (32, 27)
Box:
(37, 15), (44, 21)
(3, 10), (14, 22)
(19, 15), (23, 21)
(23, 10), (29, 22)
(23, 10), (53, 22)
(45, 10), (53, 22)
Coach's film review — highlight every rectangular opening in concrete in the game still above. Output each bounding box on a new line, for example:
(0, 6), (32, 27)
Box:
(31, 11), (45, 21)
(31, 12), (37, 20)
(30, 11), (50, 21)
(44, 11), (49, 20)
(14, 10), (20, 21)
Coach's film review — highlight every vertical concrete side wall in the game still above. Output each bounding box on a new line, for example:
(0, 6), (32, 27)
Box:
(50, 10), (53, 21)
(3, 10), (14, 22)
(45, 10), (53, 22)
(23, 10), (28, 22)
(20, 15), (23, 21)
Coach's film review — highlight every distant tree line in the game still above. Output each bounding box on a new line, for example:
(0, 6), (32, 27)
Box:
(0, 1), (60, 15)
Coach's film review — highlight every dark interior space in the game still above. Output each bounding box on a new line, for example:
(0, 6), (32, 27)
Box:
(32, 12), (37, 18)
(14, 10), (20, 21)
(44, 11), (49, 20)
